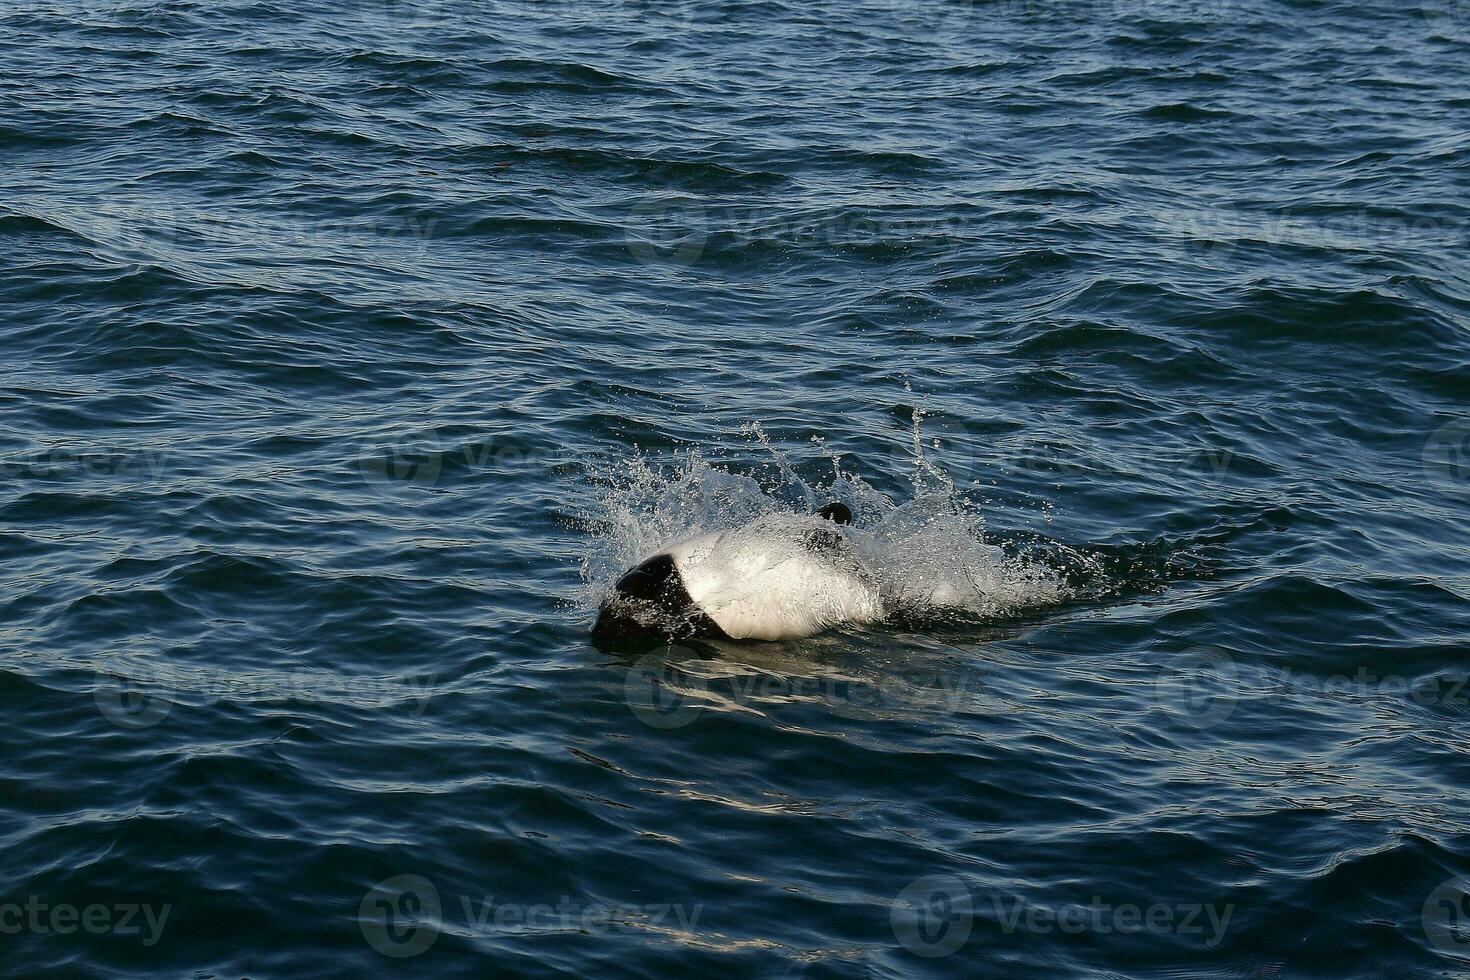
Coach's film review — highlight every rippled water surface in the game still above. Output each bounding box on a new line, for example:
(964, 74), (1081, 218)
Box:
(3, 0), (1469, 976)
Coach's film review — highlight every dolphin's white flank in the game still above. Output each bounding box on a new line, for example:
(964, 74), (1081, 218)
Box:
(666, 522), (884, 640)
(592, 503), (885, 643)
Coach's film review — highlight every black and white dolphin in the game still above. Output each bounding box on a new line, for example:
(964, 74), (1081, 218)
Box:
(591, 503), (885, 644)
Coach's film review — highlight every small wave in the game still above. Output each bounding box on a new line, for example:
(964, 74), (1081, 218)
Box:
(1138, 102), (1232, 123)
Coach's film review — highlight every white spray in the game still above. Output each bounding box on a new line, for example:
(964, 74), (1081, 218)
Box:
(575, 417), (1068, 637)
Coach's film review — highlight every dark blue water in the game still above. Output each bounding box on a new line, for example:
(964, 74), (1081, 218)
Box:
(3, 0), (1469, 976)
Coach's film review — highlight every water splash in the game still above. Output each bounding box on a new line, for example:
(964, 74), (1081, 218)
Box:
(574, 419), (1070, 631)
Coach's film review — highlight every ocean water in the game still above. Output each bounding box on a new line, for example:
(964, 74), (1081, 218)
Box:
(3, 0), (1469, 976)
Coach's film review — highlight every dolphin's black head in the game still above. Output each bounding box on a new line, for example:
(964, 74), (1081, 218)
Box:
(591, 552), (729, 647)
